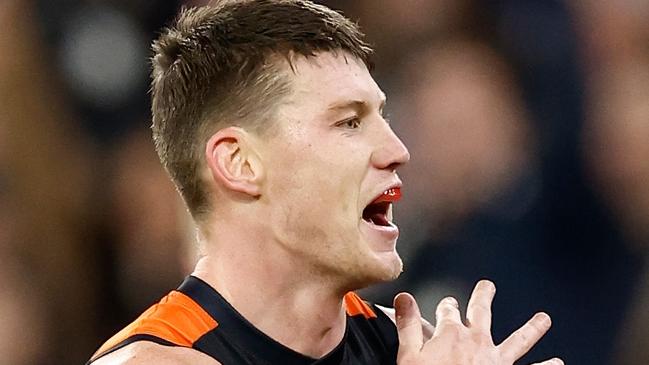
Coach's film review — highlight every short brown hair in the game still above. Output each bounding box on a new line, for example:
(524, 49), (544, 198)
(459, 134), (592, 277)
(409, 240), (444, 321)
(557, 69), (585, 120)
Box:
(151, 0), (373, 220)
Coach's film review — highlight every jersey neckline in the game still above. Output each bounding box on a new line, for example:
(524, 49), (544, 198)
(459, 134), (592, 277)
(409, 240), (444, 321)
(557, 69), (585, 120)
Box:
(178, 275), (348, 365)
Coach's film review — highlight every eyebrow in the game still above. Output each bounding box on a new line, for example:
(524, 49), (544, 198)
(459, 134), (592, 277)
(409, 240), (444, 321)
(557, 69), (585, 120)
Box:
(326, 97), (387, 114)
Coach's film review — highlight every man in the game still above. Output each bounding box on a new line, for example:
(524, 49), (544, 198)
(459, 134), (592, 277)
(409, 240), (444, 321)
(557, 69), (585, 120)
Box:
(88, 1), (562, 364)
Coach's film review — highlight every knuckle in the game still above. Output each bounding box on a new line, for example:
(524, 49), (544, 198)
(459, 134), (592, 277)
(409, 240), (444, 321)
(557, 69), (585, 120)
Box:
(529, 317), (550, 335)
(470, 331), (493, 346)
(528, 322), (543, 335)
(397, 317), (421, 331)
(437, 305), (455, 317)
(515, 330), (532, 349)
(437, 307), (457, 324)
(471, 302), (491, 314)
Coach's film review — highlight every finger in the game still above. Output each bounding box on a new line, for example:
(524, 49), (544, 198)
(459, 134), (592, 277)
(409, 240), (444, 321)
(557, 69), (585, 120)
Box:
(377, 303), (435, 341)
(433, 296), (462, 335)
(421, 316), (435, 341)
(394, 292), (424, 353)
(531, 357), (564, 365)
(498, 312), (552, 362)
(466, 280), (496, 331)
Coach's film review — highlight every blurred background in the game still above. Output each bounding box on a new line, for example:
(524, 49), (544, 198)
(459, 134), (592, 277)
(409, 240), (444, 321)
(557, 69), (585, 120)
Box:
(1, 0), (648, 364)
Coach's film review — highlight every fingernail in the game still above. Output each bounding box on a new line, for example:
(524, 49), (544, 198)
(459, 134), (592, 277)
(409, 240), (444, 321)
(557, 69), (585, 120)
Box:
(395, 293), (411, 312)
(443, 296), (459, 308)
(480, 280), (495, 292)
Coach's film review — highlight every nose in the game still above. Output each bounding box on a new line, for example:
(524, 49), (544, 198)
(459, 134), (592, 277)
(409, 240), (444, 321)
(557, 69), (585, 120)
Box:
(370, 123), (410, 171)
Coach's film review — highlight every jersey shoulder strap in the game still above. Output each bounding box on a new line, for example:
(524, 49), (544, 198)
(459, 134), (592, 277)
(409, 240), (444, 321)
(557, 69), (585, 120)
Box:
(88, 290), (218, 363)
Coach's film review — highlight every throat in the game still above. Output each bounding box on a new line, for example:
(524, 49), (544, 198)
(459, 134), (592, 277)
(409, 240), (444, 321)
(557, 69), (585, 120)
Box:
(192, 254), (349, 359)
(259, 298), (348, 359)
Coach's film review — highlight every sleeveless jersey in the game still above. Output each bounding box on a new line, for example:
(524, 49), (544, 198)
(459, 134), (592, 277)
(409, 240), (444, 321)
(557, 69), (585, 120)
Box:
(88, 276), (399, 364)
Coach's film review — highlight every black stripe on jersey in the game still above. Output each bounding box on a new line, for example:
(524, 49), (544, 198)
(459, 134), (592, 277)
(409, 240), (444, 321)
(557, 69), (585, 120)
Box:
(86, 335), (176, 365)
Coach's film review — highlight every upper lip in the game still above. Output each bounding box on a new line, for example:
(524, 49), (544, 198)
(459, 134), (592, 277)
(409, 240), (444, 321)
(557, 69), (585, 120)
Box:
(363, 179), (403, 209)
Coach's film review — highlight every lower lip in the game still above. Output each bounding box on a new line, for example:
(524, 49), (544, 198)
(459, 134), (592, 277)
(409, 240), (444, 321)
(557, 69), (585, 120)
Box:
(359, 219), (400, 249)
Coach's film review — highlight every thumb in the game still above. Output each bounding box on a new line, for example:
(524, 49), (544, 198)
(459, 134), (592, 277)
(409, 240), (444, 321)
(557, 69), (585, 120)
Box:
(394, 292), (424, 353)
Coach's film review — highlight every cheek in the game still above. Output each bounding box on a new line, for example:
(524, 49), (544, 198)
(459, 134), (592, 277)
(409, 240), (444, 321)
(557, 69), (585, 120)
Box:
(266, 137), (366, 229)
(274, 146), (350, 204)
(270, 171), (361, 250)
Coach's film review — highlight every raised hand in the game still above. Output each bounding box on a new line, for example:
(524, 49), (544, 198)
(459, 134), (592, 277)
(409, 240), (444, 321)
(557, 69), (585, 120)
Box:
(394, 280), (562, 365)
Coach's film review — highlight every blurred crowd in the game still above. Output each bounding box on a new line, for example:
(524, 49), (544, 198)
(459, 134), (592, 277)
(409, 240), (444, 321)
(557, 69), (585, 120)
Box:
(0, 0), (647, 364)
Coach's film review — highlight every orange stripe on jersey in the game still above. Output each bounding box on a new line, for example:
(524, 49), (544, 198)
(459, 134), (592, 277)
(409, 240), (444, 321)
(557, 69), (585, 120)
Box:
(344, 292), (377, 319)
(91, 290), (217, 361)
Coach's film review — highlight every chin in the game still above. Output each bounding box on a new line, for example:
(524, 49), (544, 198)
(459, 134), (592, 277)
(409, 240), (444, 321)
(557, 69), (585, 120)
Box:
(347, 251), (403, 290)
(371, 243), (403, 274)
(376, 252), (404, 282)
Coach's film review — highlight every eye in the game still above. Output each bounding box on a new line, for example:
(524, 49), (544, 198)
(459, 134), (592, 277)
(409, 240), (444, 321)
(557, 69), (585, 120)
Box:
(336, 117), (362, 129)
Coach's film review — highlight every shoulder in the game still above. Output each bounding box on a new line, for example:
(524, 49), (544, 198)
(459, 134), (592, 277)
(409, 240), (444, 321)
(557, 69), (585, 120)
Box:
(89, 288), (219, 363)
(91, 341), (220, 365)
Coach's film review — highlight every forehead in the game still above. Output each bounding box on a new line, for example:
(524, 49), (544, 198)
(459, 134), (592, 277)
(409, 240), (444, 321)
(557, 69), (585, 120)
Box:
(286, 52), (385, 111)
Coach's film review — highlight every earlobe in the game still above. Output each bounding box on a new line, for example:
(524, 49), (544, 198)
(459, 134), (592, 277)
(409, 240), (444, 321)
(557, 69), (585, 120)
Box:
(205, 127), (263, 197)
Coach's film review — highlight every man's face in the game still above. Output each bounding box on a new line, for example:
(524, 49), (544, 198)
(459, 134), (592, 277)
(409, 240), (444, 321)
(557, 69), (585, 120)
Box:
(258, 52), (410, 288)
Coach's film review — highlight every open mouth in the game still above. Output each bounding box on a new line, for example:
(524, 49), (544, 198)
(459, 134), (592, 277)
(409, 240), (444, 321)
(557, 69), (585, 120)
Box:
(362, 187), (402, 227)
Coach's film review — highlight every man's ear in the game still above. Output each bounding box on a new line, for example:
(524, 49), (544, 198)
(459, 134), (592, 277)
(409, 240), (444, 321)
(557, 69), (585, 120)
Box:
(205, 127), (264, 197)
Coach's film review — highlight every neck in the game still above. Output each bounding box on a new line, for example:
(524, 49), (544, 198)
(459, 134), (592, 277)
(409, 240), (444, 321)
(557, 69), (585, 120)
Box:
(191, 232), (349, 358)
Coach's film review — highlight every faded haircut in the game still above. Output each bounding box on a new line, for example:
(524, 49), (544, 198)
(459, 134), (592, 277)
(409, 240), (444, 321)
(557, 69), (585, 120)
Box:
(151, 0), (373, 221)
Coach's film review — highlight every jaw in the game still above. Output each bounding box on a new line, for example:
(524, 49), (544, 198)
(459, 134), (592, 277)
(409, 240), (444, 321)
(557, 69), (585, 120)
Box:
(359, 249), (403, 285)
(336, 250), (403, 292)
(356, 219), (403, 282)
